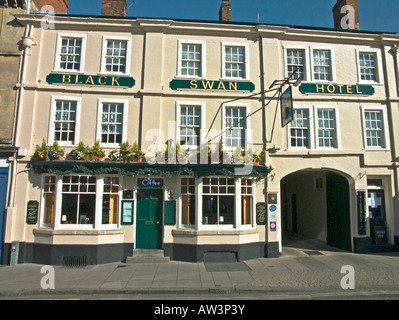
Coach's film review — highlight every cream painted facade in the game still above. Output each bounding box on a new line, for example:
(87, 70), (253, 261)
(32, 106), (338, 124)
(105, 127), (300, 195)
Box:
(2, 13), (399, 265)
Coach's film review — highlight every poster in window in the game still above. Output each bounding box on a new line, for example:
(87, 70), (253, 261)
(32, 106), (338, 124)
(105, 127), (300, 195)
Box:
(121, 200), (134, 225)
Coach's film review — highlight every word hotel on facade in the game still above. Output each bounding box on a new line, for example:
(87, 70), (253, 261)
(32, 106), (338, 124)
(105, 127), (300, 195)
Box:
(1, 0), (399, 265)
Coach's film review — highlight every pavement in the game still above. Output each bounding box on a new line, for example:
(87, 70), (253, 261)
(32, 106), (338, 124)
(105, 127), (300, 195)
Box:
(1, 237), (399, 300)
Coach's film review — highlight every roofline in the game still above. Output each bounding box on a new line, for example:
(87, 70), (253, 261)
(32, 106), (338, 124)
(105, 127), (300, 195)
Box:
(62, 12), (397, 35)
(23, 11), (398, 36)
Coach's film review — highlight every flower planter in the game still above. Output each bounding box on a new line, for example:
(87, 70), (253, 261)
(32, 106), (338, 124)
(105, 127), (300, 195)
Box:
(50, 156), (64, 161)
(253, 161), (260, 166)
(89, 155), (104, 161)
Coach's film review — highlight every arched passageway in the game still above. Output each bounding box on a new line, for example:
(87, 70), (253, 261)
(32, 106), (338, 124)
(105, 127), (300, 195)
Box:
(281, 170), (352, 252)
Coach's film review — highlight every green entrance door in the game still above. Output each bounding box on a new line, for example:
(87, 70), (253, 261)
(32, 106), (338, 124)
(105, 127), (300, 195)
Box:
(326, 173), (352, 251)
(136, 190), (163, 249)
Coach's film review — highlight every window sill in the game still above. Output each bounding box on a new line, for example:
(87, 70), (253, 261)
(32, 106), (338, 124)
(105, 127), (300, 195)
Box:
(172, 228), (258, 237)
(33, 228), (124, 236)
(51, 69), (85, 74)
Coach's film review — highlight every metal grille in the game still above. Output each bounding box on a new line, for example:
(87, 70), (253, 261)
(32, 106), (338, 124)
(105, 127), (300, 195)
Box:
(62, 256), (87, 267)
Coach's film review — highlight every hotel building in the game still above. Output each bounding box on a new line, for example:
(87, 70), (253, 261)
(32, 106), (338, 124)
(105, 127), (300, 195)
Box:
(2, 0), (399, 265)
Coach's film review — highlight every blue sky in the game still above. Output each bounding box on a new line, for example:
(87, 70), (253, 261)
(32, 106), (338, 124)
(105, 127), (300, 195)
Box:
(67, 0), (399, 34)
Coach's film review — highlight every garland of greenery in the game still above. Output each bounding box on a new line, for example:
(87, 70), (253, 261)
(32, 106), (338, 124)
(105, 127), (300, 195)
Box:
(30, 161), (271, 181)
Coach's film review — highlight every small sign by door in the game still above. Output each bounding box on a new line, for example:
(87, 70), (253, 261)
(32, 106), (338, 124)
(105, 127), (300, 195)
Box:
(26, 201), (38, 224)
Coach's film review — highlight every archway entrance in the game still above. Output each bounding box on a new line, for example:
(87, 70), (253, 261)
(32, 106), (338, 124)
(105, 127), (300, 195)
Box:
(281, 170), (352, 252)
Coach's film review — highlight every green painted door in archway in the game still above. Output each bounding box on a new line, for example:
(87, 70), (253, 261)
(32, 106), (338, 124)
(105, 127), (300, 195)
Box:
(136, 190), (163, 249)
(326, 173), (352, 251)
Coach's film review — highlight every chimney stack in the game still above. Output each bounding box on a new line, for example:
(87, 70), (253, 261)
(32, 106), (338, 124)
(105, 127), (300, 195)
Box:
(101, 0), (127, 17)
(219, 0), (231, 22)
(333, 0), (359, 30)
(29, 0), (69, 13)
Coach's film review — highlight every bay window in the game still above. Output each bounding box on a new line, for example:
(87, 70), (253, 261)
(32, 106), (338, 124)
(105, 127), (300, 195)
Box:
(61, 176), (96, 226)
(42, 175), (56, 226)
(41, 175), (122, 230)
(181, 178), (195, 225)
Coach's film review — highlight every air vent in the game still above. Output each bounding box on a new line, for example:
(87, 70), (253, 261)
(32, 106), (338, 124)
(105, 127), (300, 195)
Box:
(62, 256), (87, 267)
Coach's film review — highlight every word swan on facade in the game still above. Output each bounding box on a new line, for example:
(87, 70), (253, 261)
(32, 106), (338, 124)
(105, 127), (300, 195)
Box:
(154, 304), (245, 317)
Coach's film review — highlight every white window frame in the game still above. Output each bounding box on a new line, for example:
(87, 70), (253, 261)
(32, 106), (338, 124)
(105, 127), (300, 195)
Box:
(314, 105), (341, 150)
(283, 46), (311, 81)
(222, 102), (251, 152)
(39, 175), (57, 229)
(356, 49), (384, 85)
(96, 175), (122, 230)
(361, 106), (390, 150)
(195, 177), (256, 231)
(177, 40), (206, 79)
(48, 96), (81, 147)
(96, 98), (128, 149)
(100, 35), (132, 75)
(221, 42), (250, 80)
(175, 101), (206, 151)
(53, 33), (87, 73)
(288, 105), (314, 150)
(46, 175), (122, 231)
(310, 47), (336, 83)
(179, 177), (196, 229)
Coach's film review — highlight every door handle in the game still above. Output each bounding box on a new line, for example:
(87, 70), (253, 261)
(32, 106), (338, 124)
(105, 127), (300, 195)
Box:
(156, 221), (160, 225)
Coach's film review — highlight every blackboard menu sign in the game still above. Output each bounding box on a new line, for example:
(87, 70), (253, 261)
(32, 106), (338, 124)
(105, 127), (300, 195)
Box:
(357, 191), (366, 235)
(26, 201), (38, 224)
(256, 202), (267, 225)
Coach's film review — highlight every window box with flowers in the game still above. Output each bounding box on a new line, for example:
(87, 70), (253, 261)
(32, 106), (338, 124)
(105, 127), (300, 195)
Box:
(33, 139), (65, 161)
(88, 141), (105, 161)
(252, 152), (260, 165)
(68, 141), (88, 160)
(109, 141), (145, 162)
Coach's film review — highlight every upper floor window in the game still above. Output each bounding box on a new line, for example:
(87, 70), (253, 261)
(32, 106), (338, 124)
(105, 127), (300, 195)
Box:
(316, 108), (337, 148)
(222, 103), (250, 150)
(222, 42), (249, 80)
(290, 108), (311, 149)
(48, 96), (81, 147)
(54, 33), (87, 72)
(177, 40), (206, 78)
(356, 49), (383, 84)
(286, 48), (307, 80)
(100, 36), (131, 75)
(312, 49), (334, 81)
(288, 105), (340, 150)
(176, 101), (205, 150)
(96, 98), (128, 147)
(361, 106), (389, 149)
(284, 46), (335, 82)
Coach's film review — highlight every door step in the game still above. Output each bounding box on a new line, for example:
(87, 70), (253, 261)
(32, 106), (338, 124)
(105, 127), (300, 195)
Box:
(125, 249), (170, 264)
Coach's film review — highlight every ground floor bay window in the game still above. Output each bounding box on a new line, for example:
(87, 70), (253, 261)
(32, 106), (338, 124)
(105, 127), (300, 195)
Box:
(180, 176), (255, 229)
(40, 175), (121, 230)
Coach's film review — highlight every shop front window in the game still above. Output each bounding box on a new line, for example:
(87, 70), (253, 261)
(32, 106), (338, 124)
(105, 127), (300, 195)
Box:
(181, 178), (195, 225)
(241, 179), (253, 225)
(102, 177), (120, 225)
(61, 176), (96, 225)
(202, 178), (235, 225)
(43, 176), (56, 226)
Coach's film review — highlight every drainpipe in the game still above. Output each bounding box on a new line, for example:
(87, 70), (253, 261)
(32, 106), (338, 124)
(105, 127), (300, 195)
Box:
(8, 24), (33, 208)
(390, 42), (399, 244)
(26, 0), (31, 14)
(381, 38), (399, 244)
